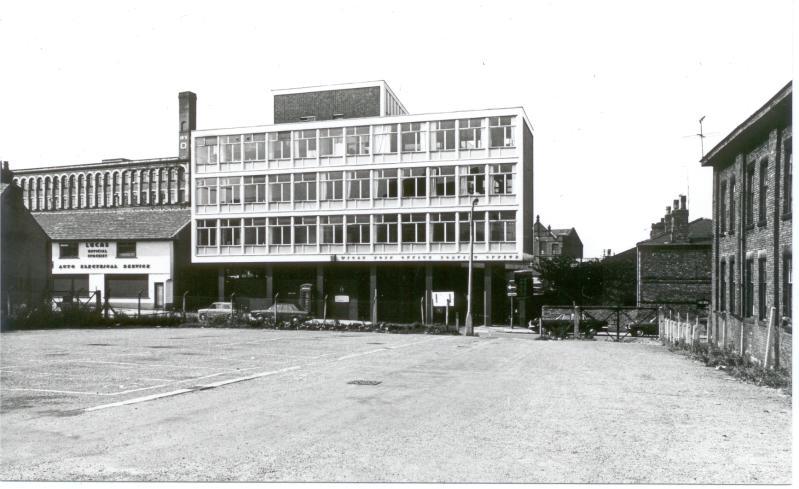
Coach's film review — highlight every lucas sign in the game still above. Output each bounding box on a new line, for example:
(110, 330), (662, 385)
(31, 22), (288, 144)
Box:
(432, 291), (455, 307)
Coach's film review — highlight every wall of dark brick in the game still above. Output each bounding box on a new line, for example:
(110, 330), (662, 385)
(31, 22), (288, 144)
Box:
(637, 244), (712, 315)
(274, 87), (381, 123)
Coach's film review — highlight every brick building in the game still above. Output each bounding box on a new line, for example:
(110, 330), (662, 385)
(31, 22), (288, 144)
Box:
(190, 80), (535, 325)
(635, 195), (712, 314)
(701, 81), (792, 367)
(0, 162), (50, 326)
(532, 216), (583, 263)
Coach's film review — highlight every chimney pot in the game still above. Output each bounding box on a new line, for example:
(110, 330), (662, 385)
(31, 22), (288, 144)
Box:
(673, 199), (680, 210)
(666, 206), (671, 215)
(680, 194), (687, 209)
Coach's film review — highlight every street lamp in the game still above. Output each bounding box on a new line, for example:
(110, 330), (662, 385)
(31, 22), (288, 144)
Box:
(465, 197), (479, 336)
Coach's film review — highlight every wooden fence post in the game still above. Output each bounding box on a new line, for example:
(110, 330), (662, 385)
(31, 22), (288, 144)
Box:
(739, 320), (745, 357)
(763, 307), (775, 369)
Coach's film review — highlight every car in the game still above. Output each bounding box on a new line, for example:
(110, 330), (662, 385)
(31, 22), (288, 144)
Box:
(249, 303), (310, 323)
(628, 318), (659, 337)
(539, 313), (608, 338)
(197, 302), (233, 322)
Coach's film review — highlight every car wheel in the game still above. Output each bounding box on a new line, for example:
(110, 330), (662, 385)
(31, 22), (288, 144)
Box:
(631, 328), (642, 337)
(199, 313), (207, 322)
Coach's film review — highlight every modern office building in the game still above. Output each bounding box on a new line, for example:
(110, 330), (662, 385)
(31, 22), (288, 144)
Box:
(702, 81), (792, 366)
(190, 81), (534, 324)
(9, 92), (198, 310)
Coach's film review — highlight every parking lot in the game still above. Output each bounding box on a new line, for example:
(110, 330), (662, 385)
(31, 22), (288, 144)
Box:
(0, 327), (792, 483)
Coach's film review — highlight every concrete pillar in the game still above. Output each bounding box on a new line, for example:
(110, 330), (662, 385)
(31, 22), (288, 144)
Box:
(370, 265), (377, 324)
(316, 265), (325, 317)
(484, 262), (492, 326)
(266, 265), (274, 303)
(424, 264), (433, 324)
(217, 267), (225, 301)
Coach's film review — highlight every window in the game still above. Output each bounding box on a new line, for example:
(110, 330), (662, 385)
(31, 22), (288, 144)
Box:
(219, 177), (241, 204)
(243, 176), (266, 203)
(346, 215), (370, 244)
(373, 124), (397, 154)
(293, 173), (317, 202)
(401, 167), (426, 198)
(729, 176), (736, 234)
(459, 211), (485, 243)
(729, 257), (736, 315)
(346, 126), (370, 155)
(320, 215), (344, 244)
(197, 219), (217, 246)
(347, 170), (370, 200)
(401, 122), (426, 152)
(489, 211), (516, 242)
(294, 130), (317, 158)
(320, 171), (344, 201)
(720, 261), (727, 312)
(300, 115), (316, 122)
(745, 258), (754, 317)
(430, 167), (455, 197)
(117, 242), (136, 258)
(268, 174), (291, 202)
(430, 120), (456, 151)
(220, 218), (241, 246)
(196, 136), (218, 168)
(551, 243), (561, 255)
(269, 132), (291, 159)
(196, 178), (217, 205)
(319, 128), (344, 156)
(375, 214), (398, 243)
(243, 133), (266, 161)
(783, 254), (792, 318)
(431, 212), (456, 243)
(52, 274), (89, 294)
(374, 169), (399, 199)
(221, 135), (242, 163)
(719, 182), (727, 234)
(459, 118), (484, 149)
(489, 116), (515, 147)
(106, 275), (148, 299)
(401, 214), (426, 243)
(294, 216), (317, 244)
(490, 163), (514, 194)
(745, 165), (755, 227)
(59, 242), (79, 259)
(460, 165), (485, 195)
(758, 257), (767, 320)
(758, 160), (768, 225)
(784, 139), (792, 215)
(244, 218), (266, 245)
(268, 217), (291, 245)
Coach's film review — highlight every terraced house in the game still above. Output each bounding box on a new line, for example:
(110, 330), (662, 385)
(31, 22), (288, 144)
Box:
(190, 81), (535, 324)
(702, 81), (792, 367)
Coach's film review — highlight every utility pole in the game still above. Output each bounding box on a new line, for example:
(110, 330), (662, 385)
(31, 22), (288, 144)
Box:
(465, 197), (479, 336)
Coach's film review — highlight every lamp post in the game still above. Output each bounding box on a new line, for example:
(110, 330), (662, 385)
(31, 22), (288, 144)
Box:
(465, 197), (478, 336)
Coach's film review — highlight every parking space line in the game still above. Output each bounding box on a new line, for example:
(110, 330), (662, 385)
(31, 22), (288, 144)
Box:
(79, 360), (223, 369)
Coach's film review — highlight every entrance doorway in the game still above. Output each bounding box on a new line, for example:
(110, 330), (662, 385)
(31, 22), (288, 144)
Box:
(154, 282), (164, 309)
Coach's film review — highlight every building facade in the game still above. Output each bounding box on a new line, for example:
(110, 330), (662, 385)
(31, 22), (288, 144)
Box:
(190, 81), (534, 324)
(1, 162), (50, 325)
(701, 81), (792, 366)
(532, 216), (583, 263)
(636, 195), (712, 315)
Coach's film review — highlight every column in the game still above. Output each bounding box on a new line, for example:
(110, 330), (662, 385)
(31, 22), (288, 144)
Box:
(217, 267), (225, 301)
(266, 265), (274, 303)
(370, 265), (377, 324)
(425, 264), (433, 324)
(316, 265), (325, 317)
(484, 262), (492, 326)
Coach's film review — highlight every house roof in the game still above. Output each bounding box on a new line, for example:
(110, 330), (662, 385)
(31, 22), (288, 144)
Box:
(637, 218), (713, 246)
(33, 207), (191, 241)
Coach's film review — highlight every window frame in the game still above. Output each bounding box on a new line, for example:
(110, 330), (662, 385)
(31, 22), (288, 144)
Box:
(58, 242), (79, 259)
(116, 241), (137, 258)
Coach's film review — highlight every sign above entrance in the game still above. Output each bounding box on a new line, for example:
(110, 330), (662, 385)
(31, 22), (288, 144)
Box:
(432, 291), (455, 307)
(334, 295), (350, 303)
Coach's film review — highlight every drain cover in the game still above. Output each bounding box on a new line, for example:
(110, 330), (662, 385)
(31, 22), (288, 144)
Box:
(347, 380), (382, 386)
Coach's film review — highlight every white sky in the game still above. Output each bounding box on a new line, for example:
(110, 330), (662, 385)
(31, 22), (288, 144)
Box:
(0, 0), (793, 258)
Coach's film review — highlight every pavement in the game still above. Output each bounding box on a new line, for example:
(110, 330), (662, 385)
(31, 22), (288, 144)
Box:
(0, 327), (791, 483)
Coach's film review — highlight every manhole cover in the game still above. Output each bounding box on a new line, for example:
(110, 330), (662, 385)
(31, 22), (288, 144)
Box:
(347, 380), (382, 386)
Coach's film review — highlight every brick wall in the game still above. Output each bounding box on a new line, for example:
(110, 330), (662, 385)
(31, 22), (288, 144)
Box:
(637, 244), (712, 316)
(274, 87), (381, 123)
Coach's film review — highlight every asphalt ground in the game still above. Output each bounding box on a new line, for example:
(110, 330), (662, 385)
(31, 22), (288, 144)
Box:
(0, 327), (792, 483)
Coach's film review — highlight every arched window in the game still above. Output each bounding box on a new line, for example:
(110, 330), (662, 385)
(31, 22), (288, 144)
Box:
(103, 172), (111, 207)
(28, 178), (36, 209)
(44, 176), (52, 210)
(94, 173), (102, 207)
(35, 177), (44, 210)
(141, 170), (149, 204)
(113, 171), (121, 206)
(78, 174), (86, 208)
(131, 170), (139, 205)
(20, 179), (28, 208)
(178, 166), (186, 203)
(69, 175), (77, 208)
(159, 168), (168, 204)
(149, 169), (157, 205)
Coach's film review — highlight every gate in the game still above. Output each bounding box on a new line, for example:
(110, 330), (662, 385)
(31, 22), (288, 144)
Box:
(540, 305), (660, 341)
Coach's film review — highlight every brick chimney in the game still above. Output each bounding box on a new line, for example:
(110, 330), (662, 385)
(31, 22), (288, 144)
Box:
(650, 217), (666, 238)
(0, 161), (12, 184)
(178, 91), (197, 160)
(670, 194), (689, 242)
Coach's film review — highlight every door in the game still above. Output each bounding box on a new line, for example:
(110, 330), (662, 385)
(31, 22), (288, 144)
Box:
(154, 282), (164, 309)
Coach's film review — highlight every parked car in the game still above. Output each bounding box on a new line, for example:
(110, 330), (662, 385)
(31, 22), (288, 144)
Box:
(250, 303), (310, 323)
(628, 319), (658, 337)
(197, 302), (233, 322)
(539, 313), (608, 338)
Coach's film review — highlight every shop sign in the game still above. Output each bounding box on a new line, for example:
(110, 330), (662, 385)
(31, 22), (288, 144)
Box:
(334, 295), (350, 303)
(86, 242), (110, 258)
(432, 291), (455, 307)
